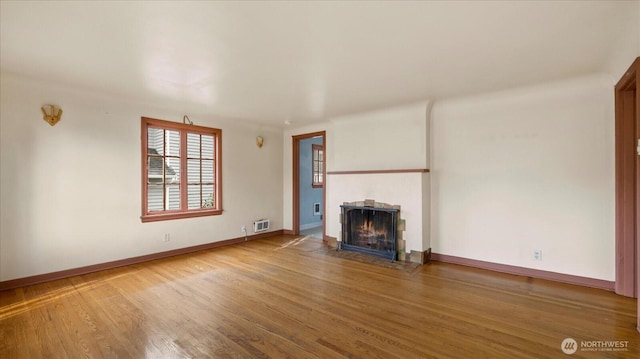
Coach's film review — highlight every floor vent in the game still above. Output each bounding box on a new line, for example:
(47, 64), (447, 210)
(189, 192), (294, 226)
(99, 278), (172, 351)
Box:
(254, 219), (270, 233)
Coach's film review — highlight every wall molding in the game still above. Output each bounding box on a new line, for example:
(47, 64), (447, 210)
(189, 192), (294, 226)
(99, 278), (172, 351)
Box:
(327, 168), (429, 175)
(0, 230), (284, 291)
(431, 253), (614, 291)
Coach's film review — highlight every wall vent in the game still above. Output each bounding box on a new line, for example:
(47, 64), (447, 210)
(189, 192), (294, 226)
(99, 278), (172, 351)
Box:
(254, 219), (270, 233)
(313, 202), (321, 216)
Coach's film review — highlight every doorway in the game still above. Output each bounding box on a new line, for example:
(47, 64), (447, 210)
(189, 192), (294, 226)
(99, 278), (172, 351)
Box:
(292, 131), (326, 239)
(615, 57), (640, 304)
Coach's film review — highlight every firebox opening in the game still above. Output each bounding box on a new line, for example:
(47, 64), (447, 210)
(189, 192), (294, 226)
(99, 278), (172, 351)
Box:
(347, 210), (393, 251)
(340, 204), (398, 261)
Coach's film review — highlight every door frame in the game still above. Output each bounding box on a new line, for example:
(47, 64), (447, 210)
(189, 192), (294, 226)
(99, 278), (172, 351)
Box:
(615, 57), (640, 304)
(292, 131), (326, 238)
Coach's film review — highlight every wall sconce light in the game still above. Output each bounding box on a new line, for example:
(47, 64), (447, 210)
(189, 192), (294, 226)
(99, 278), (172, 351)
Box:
(256, 136), (264, 148)
(41, 105), (62, 126)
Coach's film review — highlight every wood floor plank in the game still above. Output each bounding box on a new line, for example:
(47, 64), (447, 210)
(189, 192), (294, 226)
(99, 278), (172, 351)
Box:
(1, 235), (638, 358)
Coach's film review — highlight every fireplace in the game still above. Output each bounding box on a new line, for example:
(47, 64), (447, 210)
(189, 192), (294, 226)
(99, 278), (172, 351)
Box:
(340, 201), (399, 261)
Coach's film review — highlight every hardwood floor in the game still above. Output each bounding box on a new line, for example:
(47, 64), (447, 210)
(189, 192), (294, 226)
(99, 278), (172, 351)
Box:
(1, 235), (638, 358)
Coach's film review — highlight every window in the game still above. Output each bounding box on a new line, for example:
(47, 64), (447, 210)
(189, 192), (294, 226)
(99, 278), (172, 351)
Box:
(141, 117), (222, 222)
(312, 144), (323, 188)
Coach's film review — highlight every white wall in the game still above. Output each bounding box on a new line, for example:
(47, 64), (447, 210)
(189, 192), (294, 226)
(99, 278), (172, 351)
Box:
(431, 74), (615, 280)
(604, 0), (639, 80)
(331, 102), (429, 170)
(0, 72), (283, 281)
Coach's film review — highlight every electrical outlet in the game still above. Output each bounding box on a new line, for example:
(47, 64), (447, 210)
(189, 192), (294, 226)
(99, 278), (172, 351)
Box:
(533, 250), (542, 261)
(241, 225), (247, 233)
(164, 233), (170, 242)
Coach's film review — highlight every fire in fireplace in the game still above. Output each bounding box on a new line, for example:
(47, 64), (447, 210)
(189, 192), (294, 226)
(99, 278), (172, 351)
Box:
(340, 203), (398, 260)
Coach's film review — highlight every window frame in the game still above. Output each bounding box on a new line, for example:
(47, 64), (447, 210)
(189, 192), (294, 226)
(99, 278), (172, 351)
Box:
(312, 143), (324, 188)
(141, 117), (222, 222)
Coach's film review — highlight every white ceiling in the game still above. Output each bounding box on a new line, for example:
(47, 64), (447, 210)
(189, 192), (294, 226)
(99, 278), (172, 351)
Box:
(0, 1), (634, 126)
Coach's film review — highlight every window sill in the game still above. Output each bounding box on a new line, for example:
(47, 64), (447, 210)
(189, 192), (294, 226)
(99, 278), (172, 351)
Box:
(141, 209), (223, 223)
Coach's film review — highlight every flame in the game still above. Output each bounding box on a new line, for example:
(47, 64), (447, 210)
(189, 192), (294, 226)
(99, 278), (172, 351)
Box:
(357, 219), (388, 241)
